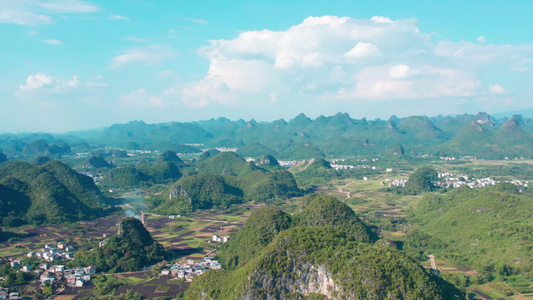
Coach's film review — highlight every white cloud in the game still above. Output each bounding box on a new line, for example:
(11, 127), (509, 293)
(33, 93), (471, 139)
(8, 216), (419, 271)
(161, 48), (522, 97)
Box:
(42, 39), (62, 45)
(19, 74), (53, 91)
(109, 45), (177, 69)
(109, 15), (130, 21)
(477, 36), (486, 43)
(174, 15), (532, 109)
(489, 84), (505, 94)
(371, 16), (393, 23)
(344, 42), (380, 60)
(38, 0), (97, 13)
(0, 8), (53, 26)
(17, 74), (105, 95)
(0, 0), (97, 26)
(389, 64), (410, 79)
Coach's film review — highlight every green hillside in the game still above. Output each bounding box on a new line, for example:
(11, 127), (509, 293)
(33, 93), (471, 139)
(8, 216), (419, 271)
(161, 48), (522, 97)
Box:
(218, 195), (376, 271)
(218, 207), (292, 270)
(153, 173), (243, 214)
(73, 217), (166, 272)
(232, 170), (301, 202)
(235, 142), (277, 157)
(152, 166), (301, 214)
(195, 152), (262, 176)
(0, 160), (108, 225)
(186, 227), (463, 299)
(294, 194), (378, 243)
(407, 185), (533, 282)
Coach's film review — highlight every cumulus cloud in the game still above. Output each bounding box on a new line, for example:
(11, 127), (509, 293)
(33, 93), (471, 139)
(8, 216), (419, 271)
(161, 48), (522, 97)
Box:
(370, 16), (393, 23)
(489, 84), (505, 94)
(0, 0), (97, 26)
(19, 74), (53, 91)
(477, 36), (486, 43)
(170, 15), (532, 109)
(17, 74), (106, 96)
(344, 42), (381, 60)
(388, 64), (410, 79)
(109, 45), (177, 69)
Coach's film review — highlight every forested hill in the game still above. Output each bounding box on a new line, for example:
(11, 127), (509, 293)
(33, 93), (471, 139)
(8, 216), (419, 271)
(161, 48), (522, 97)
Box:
(149, 152), (302, 215)
(1, 111), (532, 160)
(217, 195), (377, 271)
(186, 196), (464, 299)
(406, 184), (533, 281)
(73, 217), (166, 273)
(0, 160), (109, 226)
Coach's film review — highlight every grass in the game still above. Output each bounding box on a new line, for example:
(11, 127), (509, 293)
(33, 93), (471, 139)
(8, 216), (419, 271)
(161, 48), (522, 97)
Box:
(167, 279), (184, 284)
(126, 276), (145, 283)
(155, 285), (171, 292)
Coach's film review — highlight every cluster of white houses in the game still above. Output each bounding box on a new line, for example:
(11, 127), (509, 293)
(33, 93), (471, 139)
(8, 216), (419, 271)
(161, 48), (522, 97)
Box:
(38, 264), (96, 287)
(161, 257), (222, 281)
(211, 234), (230, 243)
(382, 172), (529, 190)
(26, 242), (75, 262)
(7, 259), (95, 288)
(383, 178), (408, 187)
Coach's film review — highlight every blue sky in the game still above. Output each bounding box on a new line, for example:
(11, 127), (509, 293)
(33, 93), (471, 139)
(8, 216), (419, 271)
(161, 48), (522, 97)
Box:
(1, 0), (532, 133)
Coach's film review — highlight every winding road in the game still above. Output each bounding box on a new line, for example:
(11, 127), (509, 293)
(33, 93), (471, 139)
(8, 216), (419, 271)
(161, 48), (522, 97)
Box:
(338, 181), (355, 199)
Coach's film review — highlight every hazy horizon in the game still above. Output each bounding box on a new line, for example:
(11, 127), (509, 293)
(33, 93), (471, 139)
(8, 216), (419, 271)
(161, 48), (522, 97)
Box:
(1, 108), (531, 135)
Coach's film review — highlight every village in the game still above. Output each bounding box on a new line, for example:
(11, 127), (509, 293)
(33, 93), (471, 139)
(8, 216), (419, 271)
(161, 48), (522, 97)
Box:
(160, 256), (221, 281)
(4, 240), (97, 291)
(383, 172), (529, 189)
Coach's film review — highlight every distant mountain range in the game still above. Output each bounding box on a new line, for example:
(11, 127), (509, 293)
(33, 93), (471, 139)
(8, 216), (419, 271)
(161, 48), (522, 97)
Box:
(1, 111), (532, 160)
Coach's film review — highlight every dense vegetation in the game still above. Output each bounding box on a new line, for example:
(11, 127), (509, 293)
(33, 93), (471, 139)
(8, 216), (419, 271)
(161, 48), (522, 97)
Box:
(406, 185), (533, 292)
(158, 150), (184, 164)
(152, 173), (243, 214)
(403, 166), (439, 194)
(218, 195), (377, 271)
(186, 227), (463, 299)
(73, 217), (166, 273)
(294, 194), (378, 243)
(101, 161), (182, 188)
(149, 152), (301, 214)
(0, 160), (109, 226)
(218, 207), (292, 270)
(86, 154), (113, 168)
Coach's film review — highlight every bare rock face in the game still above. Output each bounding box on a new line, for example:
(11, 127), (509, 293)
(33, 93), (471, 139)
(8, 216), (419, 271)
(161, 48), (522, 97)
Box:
(244, 263), (339, 300)
(169, 185), (191, 203)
